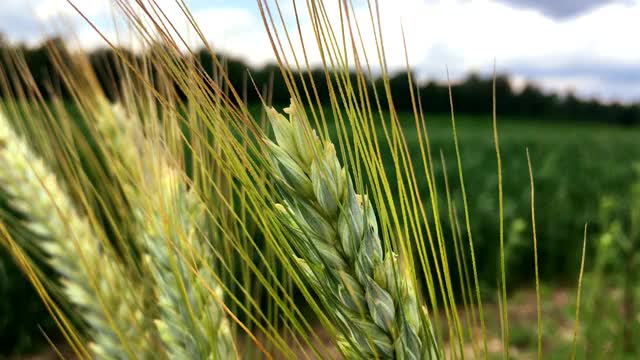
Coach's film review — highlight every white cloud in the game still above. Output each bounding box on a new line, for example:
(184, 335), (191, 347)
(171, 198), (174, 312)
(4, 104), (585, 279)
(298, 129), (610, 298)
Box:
(344, 0), (640, 100)
(191, 7), (273, 66)
(35, 0), (111, 20)
(353, 0), (639, 68)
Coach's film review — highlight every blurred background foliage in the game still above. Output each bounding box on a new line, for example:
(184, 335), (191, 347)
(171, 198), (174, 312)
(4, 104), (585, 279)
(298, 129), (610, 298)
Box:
(1, 35), (639, 125)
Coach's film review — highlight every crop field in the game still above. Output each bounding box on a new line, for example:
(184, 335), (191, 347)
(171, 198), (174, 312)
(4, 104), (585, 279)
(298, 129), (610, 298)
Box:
(3, 100), (639, 358)
(328, 112), (640, 357)
(246, 106), (640, 281)
(317, 111), (640, 284)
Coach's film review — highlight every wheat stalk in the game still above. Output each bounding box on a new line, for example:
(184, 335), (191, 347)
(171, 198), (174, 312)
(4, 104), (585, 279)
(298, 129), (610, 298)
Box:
(266, 101), (438, 359)
(0, 111), (156, 358)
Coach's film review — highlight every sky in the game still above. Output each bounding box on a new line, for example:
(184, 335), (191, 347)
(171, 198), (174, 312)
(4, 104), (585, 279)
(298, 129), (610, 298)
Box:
(1, 0), (639, 103)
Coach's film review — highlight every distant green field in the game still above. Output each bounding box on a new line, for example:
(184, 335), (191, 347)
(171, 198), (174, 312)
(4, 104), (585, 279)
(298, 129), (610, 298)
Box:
(368, 113), (640, 286)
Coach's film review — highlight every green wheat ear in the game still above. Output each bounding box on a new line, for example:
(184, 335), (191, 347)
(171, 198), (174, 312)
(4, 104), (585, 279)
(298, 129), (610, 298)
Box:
(266, 101), (439, 359)
(96, 103), (237, 359)
(141, 170), (237, 359)
(0, 111), (156, 358)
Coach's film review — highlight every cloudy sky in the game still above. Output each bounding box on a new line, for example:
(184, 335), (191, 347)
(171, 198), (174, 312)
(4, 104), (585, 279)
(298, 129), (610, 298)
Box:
(1, 0), (639, 103)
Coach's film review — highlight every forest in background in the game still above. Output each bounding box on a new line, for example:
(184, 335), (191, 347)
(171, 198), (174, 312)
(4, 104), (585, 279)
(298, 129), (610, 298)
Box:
(1, 35), (639, 126)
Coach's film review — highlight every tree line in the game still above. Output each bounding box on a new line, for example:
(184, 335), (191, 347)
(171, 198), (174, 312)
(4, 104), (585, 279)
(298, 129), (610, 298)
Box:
(2, 35), (639, 126)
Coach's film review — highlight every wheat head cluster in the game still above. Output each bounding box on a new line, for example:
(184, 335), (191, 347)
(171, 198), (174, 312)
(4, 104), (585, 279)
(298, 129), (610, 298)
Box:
(0, 96), (439, 358)
(0, 0), (586, 359)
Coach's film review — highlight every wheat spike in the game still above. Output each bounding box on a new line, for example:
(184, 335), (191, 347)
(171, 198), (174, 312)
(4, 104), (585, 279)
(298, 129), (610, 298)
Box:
(0, 111), (156, 358)
(95, 101), (145, 182)
(97, 104), (237, 359)
(266, 101), (439, 359)
(140, 170), (237, 359)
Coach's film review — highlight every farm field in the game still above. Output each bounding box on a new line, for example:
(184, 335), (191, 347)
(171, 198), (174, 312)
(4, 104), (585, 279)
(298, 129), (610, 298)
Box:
(3, 103), (640, 358)
(318, 111), (640, 285)
(363, 113), (640, 358)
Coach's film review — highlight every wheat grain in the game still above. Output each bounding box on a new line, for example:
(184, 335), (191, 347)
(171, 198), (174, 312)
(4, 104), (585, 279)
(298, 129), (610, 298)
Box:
(266, 101), (438, 359)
